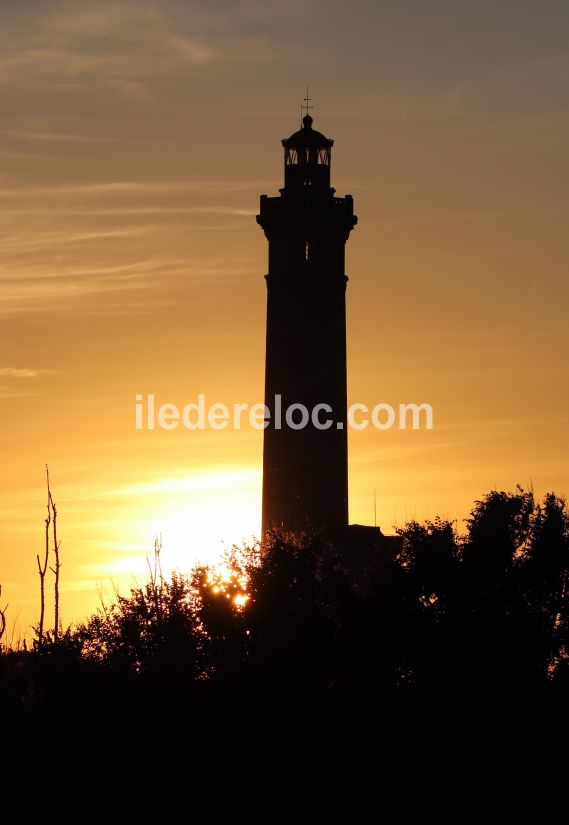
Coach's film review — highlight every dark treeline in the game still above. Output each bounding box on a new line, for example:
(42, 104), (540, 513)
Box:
(1, 487), (567, 765)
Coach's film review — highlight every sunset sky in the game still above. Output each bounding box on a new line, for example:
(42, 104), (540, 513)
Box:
(1, 0), (568, 639)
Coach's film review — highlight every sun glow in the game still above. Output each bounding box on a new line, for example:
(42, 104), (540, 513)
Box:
(78, 467), (261, 610)
(128, 468), (261, 578)
(206, 563), (250, 608)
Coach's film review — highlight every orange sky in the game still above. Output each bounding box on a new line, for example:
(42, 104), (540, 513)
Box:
(1, 0), (568, 641)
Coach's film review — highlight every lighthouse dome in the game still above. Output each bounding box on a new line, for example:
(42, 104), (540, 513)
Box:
(282, 115), (334, 150)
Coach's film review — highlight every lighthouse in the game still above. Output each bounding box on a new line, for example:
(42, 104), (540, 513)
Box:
(257, 110), (357, 535)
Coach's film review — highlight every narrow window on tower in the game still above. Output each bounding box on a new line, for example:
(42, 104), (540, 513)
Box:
(305, 241), (310, 261)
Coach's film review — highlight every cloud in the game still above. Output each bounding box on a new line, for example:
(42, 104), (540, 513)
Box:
(0, 367), (55, 378)
(0, 370), (56, 398)
(0, 0), (294, 103)
(0, 4), (215, 93)
(0, 180), (267, 199)
(81, 467), (262, 500)
(0, 252), (254, 315)
(0, 168), (262, 316)
(0, 128), (119, 144)
(0, 384), (29, 399)
(0, 225), (157, 254)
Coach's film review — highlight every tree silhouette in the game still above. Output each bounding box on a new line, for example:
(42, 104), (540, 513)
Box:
(1, 487), (566, 751)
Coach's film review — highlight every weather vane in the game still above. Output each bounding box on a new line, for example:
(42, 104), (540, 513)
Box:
(301, 85), (313, 124)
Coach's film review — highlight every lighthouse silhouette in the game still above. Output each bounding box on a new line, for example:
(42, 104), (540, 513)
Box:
(258, 107), (358, 535)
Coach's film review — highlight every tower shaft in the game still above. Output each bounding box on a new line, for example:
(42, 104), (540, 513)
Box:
(257, 115), (357, 535)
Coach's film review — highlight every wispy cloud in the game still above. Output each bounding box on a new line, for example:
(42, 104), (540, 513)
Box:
(0, 367), (55, 378)
(63, 467), (262, 502)
(0, 225), (157, 253)
(0, 384), (31, 399)
(0, 5), (215, 94)
(0, 128), (122, 144)
(0, 1), (293, 103)
(3, 206), (257, 218)
(0, 251), (254, 314)
(0, 180), (268, 199)
(0, 167), (261, 315)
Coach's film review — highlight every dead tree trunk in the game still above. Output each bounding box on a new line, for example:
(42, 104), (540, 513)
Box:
(36, 465), (51, 648)
(47, 468), (61, 643)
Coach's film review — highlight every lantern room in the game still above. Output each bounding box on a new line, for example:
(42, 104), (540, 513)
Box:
(282, 115), (333, 190)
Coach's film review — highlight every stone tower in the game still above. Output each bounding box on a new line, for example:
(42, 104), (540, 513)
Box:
(257, 113), (357, 534)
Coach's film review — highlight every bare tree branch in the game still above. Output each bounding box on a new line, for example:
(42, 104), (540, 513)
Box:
(36, 464), (51, 649)
(47, 467), (61, 643)
(0, 585), (8, 646)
